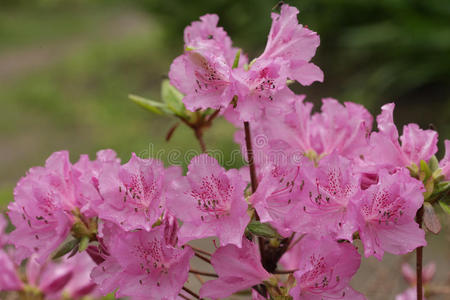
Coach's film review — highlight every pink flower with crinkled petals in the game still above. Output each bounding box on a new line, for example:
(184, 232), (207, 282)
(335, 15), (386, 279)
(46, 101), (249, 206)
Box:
(0, 250), (22, 291)
(357, 168), (426, 260)
(250, 157), (314, 237)
(183, 14), (245, 67)
(292, 154), (361, 241)
(73, 149), (121, 218)
(286, 235), (365, 300)
(440, 140), (450, 180)
(364, 103), (438, 170)
(91, 222), (193, 300)
(258, 4), (323, 86)
(8, 151), (75, 263)
(224, 58), (291, 122)
(199, 238), (270, 299)
(167, 154), (249, 247)
(169, 41), (235, 112)
(267, 98), (372, 160)
(98, 153), (176, 231)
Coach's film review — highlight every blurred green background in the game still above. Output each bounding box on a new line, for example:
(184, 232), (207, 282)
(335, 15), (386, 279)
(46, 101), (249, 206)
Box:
(0, 0), (449, 298)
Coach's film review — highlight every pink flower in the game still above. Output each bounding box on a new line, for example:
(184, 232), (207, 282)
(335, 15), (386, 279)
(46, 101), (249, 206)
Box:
(73, 149), (121, 218)
(167, 154), (249, 247)
(91, 222), (194, 300)
(286, 235), (364, 300)
(250, 158), (314, 237)
(292, 154), (361, 241)
(356, 168), (426, 260)
(440, 140), (450, 180)
(0, 250), (22, 291)
(199, 238), (271, 299)
(258, 4), (323, 86)
(8, 151), (75, 263)
(270, 98), (372, 160)
(169, 42), (235, 112)
(224, 58), (292, 122)
(98, 153), (178, 231)
(364, 103), (438, 169)
(0, 213), (7, 247)
(183, 14), (243, 67)
(395, 288), (425, 300)
(395, 262), (435, 300)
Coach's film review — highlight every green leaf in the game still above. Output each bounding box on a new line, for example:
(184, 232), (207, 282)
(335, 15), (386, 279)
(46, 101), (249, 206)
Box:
(423, 202), (441, 234)
(52, 238), (80, 259)
(246, 221), (281, 239)
(129, 94), (166, 115)
(232, 49), (241, 69)
(161, 80), (185, 115)
(79, 236), (90, 252)
(420, 160), (431, 181)
(439, 200), (450, 214)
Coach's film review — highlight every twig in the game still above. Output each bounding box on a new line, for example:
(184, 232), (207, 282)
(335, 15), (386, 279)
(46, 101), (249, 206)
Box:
(190, 269), (218, 278)
(244, 121), (258, 193)
(182, 286), (201, 299)
(189, 245), (212, 256)
(273, 269), (297, 274)
(178, 293), (192, 300)
(416, 205), (424, 300)
(194, 129), (207, 153)
(194, 252), (212, 264)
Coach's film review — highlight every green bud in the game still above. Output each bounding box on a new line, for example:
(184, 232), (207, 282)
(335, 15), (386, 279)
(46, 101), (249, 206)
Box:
(52, 238), (80, 259)
(246, 221), (281, 239)
(129, 94), (168, 115)
(428, 155), (439, 172)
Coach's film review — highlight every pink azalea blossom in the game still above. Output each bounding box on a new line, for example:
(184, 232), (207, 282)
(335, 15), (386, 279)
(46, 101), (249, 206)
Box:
(292, 154), (361, 241)
(258, 4), (323, 85)
(440, 140), (450, 180)
(91, 222), (194, 300)
(250, 158), (313, 237)
(224, 58), (292, 122)
(98, 153), (178, 231)
(169, 41), (235, 112)
(183, 14), (244, 67)
(73, 149), (121, 218)
(8, 151), (75, 263)
(286, 235), (364, 300)
(356, 168), (426, 260)
(395, 288), (425, 300)
(269, 98), (372, 160)
(199, 238), (270, 299)
(167, 154), (249, 247)
(364, 103), (438, 169)
(0, 250), (22, 291)
(395, 262), (435, 300)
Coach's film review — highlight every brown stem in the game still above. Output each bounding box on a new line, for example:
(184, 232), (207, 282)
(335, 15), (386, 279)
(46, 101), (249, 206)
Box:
(182, 287), (201, 299)
(244, 121), (258, 193)
(189, 269), (218, 278)
(178, 293), (191, 300)
(194, 252), (212, 265)
(416, 205), (424, 300)
(273, 269), (298, 274)
(189, 245), (212, 256)
(194, 129), (207, 153)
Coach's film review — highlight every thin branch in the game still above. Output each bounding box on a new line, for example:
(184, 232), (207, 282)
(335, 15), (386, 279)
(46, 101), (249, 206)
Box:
(273, 269), (298, 274)
(189, 245), (212, 256)
(287, 233), (305, 251)
(194, 252), (212, 265)
(416, 205), (424, 300)
(178, 293), (192, 300)
(190, 269), (218, 278)
(182, 286), (201, 300)
(244, 121), (258, 193)
(194, 129), (207, 153)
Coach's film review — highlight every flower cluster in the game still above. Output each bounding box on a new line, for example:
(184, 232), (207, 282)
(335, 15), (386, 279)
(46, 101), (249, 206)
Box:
(2, 4), (449, 300)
